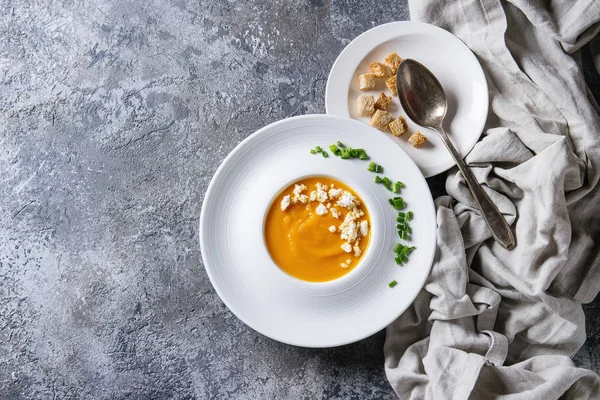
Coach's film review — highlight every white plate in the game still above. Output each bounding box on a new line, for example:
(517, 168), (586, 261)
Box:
(200, 115), (436, 348)
(325, 21), (489, 177)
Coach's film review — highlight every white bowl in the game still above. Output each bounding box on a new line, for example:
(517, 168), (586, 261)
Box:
(200, 114), (436, 347)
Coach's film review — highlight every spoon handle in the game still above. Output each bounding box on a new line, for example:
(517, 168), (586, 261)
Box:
(432, 126), (515, 249)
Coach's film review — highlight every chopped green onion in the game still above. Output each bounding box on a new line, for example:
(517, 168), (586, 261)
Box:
(329, 144), (339, 153)
(337, 141), (345, 148)
(393, 243), (415, 267)
(407, 211), (413, 220)
(405, 225), (412, 234)
(388, 280), (398, 288)
(389, 198), (403, 210)
(376, 165), (383, 173)
(394, 198), (404, 210)
(396, 216), (405, 222)
(322, 151), (329, 158)
(359, 152), (369, 160)
(374, 176), (383, 183)
(401, 231), (408, 240)
(340, 149), (351, 159)
(368, 160), (380, 171)
(310, 149), (316, 154)
(394, 243), (415, 254)
(333, 149), (342, 156)
(382, 177), (393, 191)
(393, 181), (403, 193)
(315, 146), (322, 152)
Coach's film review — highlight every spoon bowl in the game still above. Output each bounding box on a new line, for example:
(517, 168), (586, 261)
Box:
(396, 59), (515, 249)
(397, 59), (448, 128)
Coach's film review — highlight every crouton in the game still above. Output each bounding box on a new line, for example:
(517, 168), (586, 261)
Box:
(357, 95), (375, 117)
(408, 131), (427, 147)
(370, 109), (393, 131)
(385, 76), (398, 96)
(359, 73), (377, 91)
(389, 116), (408, 137)
(384, 52), (403, 75)
(369, 62), (392, 78)
(374, 92), (392, 111)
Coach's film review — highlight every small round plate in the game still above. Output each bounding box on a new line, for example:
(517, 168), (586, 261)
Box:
(325, 21), (489, 178)
(200, 115), (436, 348)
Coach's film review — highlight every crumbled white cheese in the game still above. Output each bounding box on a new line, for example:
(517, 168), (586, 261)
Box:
(347, 209), (364, 220)
(328, 188), (342, 199)
(346, 259), (352, 264)
(339, 211), (361, 243)
(280, 195), (291, 211)
(293, 184), (307, 196)
(340, 262), (348, 268)
(291, 184), (307, 204)
(328, 225), (337, 233)
(317, 190), (328, 202)
(317, 183), (329, 192)
(330, 208), (340, 219)
(337, 191), (356, 208)
(315, 203), (328, 215)
(326, 202), (331, 208)
(298, 194), (309, 204)
(341, 242), (352, 253)
(340, 220), (358, 242)
(310, 191), (327, 203)
(353, 245), (361, 257)
(360, 220), (369, 236)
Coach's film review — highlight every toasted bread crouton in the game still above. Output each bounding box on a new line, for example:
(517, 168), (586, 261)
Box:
(369, 62), (392, 78)
(385, 76), (398, 96)
(370, 109), (393, 131)
(384, 52), (403, 75)
(357, 95), (375, 117)
(408, 131), (427, 147)
(389, 116), (408, 137)
(359, 73), (377, 91)
(374, 92), (392, 111)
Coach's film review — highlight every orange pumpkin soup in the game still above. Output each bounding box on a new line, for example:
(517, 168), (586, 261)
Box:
(265, 177), (371, 282)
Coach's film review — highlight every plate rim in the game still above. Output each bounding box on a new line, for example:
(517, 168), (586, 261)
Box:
(199, 114), (437, 348)
(325, 20), (489, 178)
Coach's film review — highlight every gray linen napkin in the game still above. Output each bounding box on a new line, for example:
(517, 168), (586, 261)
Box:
(384, 1), (600, 398)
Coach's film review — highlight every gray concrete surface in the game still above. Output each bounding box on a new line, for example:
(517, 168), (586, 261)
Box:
(0, 1), (598, 399)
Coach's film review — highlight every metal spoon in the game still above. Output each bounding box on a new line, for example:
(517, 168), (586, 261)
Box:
(396, 59), (515, 249)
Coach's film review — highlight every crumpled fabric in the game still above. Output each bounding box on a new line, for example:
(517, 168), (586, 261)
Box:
(384, 0), (600, 398)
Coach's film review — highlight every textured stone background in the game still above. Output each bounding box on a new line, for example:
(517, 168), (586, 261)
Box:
(1, 1), (598, 399)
